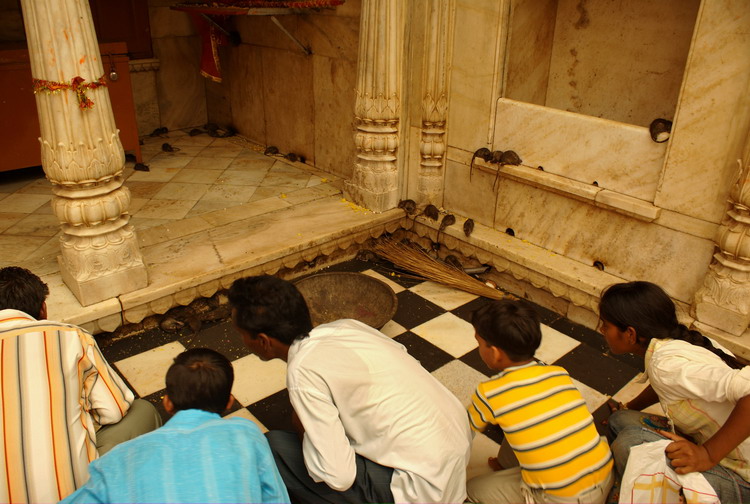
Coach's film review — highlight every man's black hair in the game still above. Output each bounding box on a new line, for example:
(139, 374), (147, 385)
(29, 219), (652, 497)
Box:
(0, 266), (49, 317)
(471, 298), (542, 361)
(165, 348), (234, 414)
(228, 275), (312, 345)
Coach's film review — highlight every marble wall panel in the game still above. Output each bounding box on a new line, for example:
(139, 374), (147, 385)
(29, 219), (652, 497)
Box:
(205, 48), (233, 128)
(656, 0), (750, 224)
(148, 4), (195, 39)
(153, 36), (207, 130)
(446, 0), (506, 151)
(443, 157), (497, 228)
(130, 69), (161, 136)
(545, 0), (699, 127)
(492, 177), (715, 302)
(261, 47), (315, 161)
(228, 44), (266, 145)
(296, 12), (360, 62)
(493, 99), (665, 201)
(235, 15), (301, 51)
(313, 55), (357, 178)
(504, 0), (557, 106)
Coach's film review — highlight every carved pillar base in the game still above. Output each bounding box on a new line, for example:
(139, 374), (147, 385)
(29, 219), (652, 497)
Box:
(694, 256), (750, 336)
(57, 222), (147, 306)
(344, 180), (399, 212)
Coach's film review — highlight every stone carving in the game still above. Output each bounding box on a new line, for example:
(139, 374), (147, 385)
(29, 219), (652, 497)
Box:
(418, 0), (452, 204)
(693, 156), (750, 336)
(345, 0), (404, 212)
(19, 0), (147, 306)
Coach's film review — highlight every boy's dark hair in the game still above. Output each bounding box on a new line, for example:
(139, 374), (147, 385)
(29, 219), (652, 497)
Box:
(228, 275), (312, 345)
(471, 299), (542, 361)
(600, 281), (743, 370)
(165, 348), (234, 414)
(0, 266), (49, 317)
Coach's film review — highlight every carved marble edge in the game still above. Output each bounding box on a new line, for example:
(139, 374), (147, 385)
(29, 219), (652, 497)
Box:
(119, 218), (403, 325)
(404, 214), (623, 314)
(129, 58), (161, 73)
(469, 155), (661, 222)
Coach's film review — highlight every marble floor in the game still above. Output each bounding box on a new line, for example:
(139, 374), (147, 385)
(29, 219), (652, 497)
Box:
(0, 129), (342, 268)
(2, 130), (652, 489)
(99, 256), (649, 484)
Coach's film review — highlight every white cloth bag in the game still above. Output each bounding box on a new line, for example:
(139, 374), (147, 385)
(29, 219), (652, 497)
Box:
(619, 440), (720, 504)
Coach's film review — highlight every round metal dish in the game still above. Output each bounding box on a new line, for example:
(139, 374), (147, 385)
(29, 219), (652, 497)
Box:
(294, 272), (397, 329)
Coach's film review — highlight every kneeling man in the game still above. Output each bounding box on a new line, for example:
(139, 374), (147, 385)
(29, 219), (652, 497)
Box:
(230, 274), (472, 503)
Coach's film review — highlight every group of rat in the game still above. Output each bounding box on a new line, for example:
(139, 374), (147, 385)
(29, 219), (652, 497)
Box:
(0, 264), (748, 503)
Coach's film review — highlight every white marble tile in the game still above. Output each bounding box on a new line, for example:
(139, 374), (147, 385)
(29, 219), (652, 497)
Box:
(152, 182), (210, 201)
(183, 156), (234, 171)
(127, 166), (182, 183)
(115, 341), (186, 397)
(431, 359), (487, 406)
(467, 433), (501, 481)
(361, 269), (405, 294)
(537, 325), (581, 365)
(199, 144), (244, 158)
(4, 214), (60, 237)
(571, 377), (609, 414)
(225, 408), (268, 433)
(409, 281), (478, 311)
(379, 320), (406, 338)
(171, 169), (223, 184)
(201, 184), (257, 203)
(146, 155), (194, 170)
(216, 170), (268, 186)
(0, 193), (52, 213)
(134, 199), (197, 220)
(412, 312), (477, 358)
(231, 354), (287, 406)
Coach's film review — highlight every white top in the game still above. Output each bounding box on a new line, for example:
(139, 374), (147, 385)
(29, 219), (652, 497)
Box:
(645, 338), (750, 480)
(287, 319), (472, 503)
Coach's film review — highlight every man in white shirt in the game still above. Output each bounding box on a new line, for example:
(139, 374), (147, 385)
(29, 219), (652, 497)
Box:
(229, 274), (472, 503)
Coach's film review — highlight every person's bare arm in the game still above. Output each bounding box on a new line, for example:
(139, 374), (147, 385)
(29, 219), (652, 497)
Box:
(661, 394), (750, 473)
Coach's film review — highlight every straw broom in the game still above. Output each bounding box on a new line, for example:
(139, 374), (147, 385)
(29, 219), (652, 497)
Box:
(371, 238), (506, 300)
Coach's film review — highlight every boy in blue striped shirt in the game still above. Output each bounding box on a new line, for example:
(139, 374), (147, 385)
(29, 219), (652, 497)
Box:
(466, 299), (613, 504)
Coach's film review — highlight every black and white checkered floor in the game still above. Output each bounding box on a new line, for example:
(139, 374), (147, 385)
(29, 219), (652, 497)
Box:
(99, 259), (647, 481)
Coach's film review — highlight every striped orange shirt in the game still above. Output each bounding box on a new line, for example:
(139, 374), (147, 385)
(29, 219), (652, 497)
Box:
(0, 309), (133, 503)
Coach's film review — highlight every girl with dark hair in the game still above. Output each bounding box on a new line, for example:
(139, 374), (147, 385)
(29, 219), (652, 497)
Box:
(599, 281), (750, 503)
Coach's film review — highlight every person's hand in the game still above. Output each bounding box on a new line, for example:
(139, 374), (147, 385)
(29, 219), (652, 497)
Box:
(601, 398), (625, 426)
(658, 430), (715, 474)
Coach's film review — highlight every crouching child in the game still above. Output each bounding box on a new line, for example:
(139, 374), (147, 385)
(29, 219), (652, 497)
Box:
(466, 299), (614, 504)
(61, 348), (290, 504)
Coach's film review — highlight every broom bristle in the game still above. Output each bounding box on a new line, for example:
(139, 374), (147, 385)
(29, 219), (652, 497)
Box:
(371, 239), (505, 300)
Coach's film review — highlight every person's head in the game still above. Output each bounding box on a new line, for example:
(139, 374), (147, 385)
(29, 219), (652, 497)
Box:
(0, 266), (49, 318)
(599, 281), (743, 368)
(471, 299), (542, 370)
(228, 275), (312, 361)
(164, 348), (234, 414)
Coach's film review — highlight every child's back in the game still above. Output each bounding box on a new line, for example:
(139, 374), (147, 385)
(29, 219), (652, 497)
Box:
(466, 299), (613, 504)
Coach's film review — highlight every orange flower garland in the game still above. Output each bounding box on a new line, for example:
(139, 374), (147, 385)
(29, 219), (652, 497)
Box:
(31, 75), (107, 110)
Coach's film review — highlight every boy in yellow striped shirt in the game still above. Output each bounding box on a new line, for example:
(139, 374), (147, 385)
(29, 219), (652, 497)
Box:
(466, 299), (613, 504)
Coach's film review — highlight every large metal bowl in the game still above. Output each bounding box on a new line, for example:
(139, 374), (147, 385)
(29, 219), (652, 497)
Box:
(295, 272), (397, 329)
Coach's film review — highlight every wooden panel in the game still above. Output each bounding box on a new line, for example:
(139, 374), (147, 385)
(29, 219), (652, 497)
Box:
(89, 0), (153, 60)
(0, 42), (142, 172)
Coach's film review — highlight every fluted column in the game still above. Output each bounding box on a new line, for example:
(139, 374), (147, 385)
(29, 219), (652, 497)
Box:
(417, 0), (453, 205)
(693, 136), (750, 336)
(345, 0), (404, 212)
(20, 0), (147, 306)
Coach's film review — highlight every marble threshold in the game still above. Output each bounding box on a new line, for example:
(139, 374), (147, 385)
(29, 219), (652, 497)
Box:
(24, 184), (748, 359)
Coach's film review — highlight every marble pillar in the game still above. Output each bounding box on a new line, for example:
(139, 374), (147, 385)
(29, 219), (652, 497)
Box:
(693, 138), (750, 336)
(345, 0), (404, 212)
(417, 0), (452, 205)
(20, 0), (148, 306)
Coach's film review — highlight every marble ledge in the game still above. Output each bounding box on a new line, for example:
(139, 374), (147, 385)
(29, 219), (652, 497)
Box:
(119, 196), (404, 323)
(472, 160), (661, 222)
(405, 214), (624, 313)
